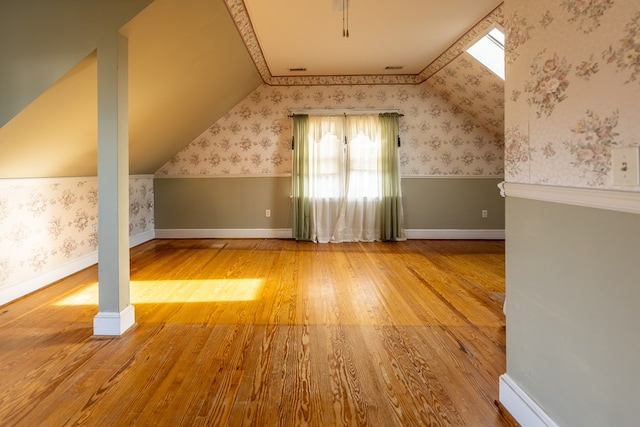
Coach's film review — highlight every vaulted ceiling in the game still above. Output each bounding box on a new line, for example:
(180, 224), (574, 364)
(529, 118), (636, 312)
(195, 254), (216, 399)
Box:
(0, 0), (504, 179)
(235, 0), (503, 84)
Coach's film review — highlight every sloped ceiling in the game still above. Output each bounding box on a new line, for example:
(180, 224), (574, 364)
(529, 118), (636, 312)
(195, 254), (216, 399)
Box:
(0, 0), (261, 178)
(0, 53), (99, 178)
(0, 0), (154, 128)
(0, 0), (504, 179)
(123, 0), (262, 174)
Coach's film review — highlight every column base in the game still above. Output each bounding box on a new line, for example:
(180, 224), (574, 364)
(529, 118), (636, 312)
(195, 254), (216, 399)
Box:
(93, 304), (135, 336)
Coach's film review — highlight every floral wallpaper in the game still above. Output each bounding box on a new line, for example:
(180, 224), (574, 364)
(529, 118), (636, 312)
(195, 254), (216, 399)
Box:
(0, 176), (154, 292)
(505, 0), (640, 190)
(428, 52), (505, 138)
(129, 177), (155, 236)
(156, 81), (504, 178)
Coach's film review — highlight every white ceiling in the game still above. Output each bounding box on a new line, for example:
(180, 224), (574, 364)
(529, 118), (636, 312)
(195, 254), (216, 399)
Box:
(241, 0), (503, 79)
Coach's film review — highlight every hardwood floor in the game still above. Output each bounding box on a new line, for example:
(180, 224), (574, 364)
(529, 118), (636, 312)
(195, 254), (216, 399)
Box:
(0, 239), (509, 426)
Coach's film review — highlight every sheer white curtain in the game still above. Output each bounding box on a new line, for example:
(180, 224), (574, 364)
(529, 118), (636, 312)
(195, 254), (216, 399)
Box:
(307, 116), (345, 243)
(333, 115), (381, 242)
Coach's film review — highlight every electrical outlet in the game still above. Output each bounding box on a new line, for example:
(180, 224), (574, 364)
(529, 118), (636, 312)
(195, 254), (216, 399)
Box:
(265, 209), (271, 218)
(92, 223), (98, 233)
(482, 210), (488, 218)
(612, 146), (639, 186)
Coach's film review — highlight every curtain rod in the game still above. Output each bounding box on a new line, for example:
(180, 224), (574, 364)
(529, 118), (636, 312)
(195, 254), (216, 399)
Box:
(288, 109), (403, 117)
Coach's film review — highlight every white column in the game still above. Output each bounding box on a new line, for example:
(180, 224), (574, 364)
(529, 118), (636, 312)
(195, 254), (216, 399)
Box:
(94, 31), (134, 336)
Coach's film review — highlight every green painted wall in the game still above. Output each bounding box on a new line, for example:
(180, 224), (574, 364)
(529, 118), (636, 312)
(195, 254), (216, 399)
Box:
(506, 197), (640, 427)
(154, 177), (505, 231)
(154, 177), (293, 229)
(402, 178), (504, 229)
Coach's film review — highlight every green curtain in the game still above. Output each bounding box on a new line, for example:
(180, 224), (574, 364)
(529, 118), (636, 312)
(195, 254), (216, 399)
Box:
(293, 113), (405, 242)
(292, 115), (311, 240)
(379, 113), (405, 241)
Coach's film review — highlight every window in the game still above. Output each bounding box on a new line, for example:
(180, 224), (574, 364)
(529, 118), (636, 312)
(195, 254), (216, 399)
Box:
(347, 130), (380, 198)
(292, 113), (405, 242)
(312, 125), (343, 199)
(466, 27), (505, 80)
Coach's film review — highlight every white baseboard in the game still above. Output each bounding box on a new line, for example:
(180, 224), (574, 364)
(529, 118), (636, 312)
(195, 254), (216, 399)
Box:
(155, 228), (294, 239)
(154, 228), (504, 240)
(499, 374), (559, 427)
(93, 304), (135, 336)
(405, 229), (505, 240)
(0, 230), (156, 307)
(130, 229), (156, 247)
(0, 251), (98, 307)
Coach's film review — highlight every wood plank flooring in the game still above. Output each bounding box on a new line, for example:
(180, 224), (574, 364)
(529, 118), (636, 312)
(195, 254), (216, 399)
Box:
(0, 239), (509, 426)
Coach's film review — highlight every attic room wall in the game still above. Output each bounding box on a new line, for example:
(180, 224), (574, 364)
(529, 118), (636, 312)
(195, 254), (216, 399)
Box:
(155, 80), (505, 237)
(0, 0), (263, 305)
(0, 0), (157, 306)
(501, 0), (640, 426)
(0, 176), (154, 306)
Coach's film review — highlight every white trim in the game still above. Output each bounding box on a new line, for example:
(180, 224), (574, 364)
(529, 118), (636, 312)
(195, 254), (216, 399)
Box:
(0, 176), (96, 187)
(93, 304), (135, 336)
(401, 175), (504, 179)
(405, 229), (505, 240)
(153, 174), (292, 179)
(504, 182), (640, 215)
(130, 229), (155, 247)
(152, 174), (504, 180)
(155, 228), (504, 240)
(0, 230), (155, 307)
(499, 374), (559, 427)
(155, 228), (293, 239)
(0, 174), (153, 187)
(0, 251), (98, 307)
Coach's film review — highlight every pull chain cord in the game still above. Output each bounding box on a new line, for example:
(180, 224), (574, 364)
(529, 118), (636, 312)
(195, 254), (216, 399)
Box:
(343, 0), (349, 38)
(342, 0), (345, 37)
(346, 0), (349, 38)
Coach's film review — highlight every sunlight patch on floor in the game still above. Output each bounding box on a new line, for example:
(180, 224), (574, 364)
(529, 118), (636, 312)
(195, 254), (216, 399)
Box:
(54, 278), (264, 305)
(130, 278), (264, 303)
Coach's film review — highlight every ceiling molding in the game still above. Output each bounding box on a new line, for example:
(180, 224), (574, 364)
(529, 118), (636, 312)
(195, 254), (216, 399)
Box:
(418, 4), (504, 82)
(224, 0), (503, 86)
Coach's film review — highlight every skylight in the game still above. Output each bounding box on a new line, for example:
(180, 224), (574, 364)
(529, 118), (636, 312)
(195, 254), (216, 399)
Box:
(466, 27), (505, 80)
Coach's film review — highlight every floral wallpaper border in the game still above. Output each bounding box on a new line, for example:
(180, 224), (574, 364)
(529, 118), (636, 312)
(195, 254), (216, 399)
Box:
(223, 0), (503, 86)
(419, 4), (504, 82)
(0, 176), (154, 291)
